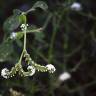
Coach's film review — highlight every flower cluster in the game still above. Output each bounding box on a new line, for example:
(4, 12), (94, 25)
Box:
(46, 64), (56, 73)
(1, 63), (56, 79)
(20, 24), (28, 31)
(59, 72), (71, 81)
(1, 68), (9, 79)
(70, 2), (82, 11)
(10, 32), (17, 40)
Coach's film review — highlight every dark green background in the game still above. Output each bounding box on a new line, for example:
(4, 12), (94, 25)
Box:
(0, 0), (96, 96)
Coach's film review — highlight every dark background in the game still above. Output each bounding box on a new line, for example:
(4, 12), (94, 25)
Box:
(0, 0), (96, 96)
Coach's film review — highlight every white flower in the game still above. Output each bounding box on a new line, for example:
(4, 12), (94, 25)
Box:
(20, 24), (28, 31)
(1, 68), (9, 79)
(46, 64), (56, 73)
(10, 32), (17, 39)
(27, 66), (35, 76)
(59, 72), (71, 81)
(70, 2), (82, 11)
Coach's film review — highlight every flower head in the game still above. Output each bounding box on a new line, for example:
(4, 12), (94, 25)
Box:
(46, 64), (56, 73)
(10, 32), (17, 39)
(59, 72), (71, 81)
(20, 24), (28, 31)
(70, 2), (82, 11)
(27, 66), (36, 76)
(1, 68), (9, 79)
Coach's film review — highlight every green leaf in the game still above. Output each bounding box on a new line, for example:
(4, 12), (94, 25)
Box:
(3, 15), (20, 34)
(19, 14), (27, 24)
(32, 1), (48, 11)
(0, 41), (13, 62)
(16, 32), (24, 39)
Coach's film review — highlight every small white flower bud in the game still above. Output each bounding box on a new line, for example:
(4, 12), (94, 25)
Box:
(20, 24), (25, 28)
(20, 24), (28, 31)
(26, 24), (29, 27)
(59, 72), (71, 81)
(27, 66), (35, 76)
(1, 68), (9, 79)
(70, 2), (82, 11)
(10, 32), (17, 39)
(46, 64), (56, 73)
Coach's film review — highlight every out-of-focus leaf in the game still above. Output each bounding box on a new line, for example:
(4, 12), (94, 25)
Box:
(32, 1), (48, 11)
(0, 41), (13, 62)
(27, 25), (44, 41)
(3, 15), (20, 34)
(34, 32), (45, 42)
(13, 9), (22, 16)
(15, 39), (23, 48)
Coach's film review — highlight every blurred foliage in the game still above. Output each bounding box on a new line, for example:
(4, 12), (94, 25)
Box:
(0, 0), (96, 96)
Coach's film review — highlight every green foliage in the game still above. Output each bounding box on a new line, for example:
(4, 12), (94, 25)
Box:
(25, 1), (48, 14)
(0, 40), (13, 62)
(34, 32), (45, 42)
(3, 15), (20, 34)
(26, 25), (44, 41)
(19, 14), (27, 24)
(3, 1), (48, 35)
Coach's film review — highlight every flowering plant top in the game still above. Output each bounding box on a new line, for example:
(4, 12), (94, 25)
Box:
(1, 1), (56, 79)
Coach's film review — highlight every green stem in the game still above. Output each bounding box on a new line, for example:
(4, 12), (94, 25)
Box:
(18, 28), (43, 34)
(18, 23), (27, 64)
(24, 29), (27, 51)
(48, 17), (57, 63)
(18, 51), (24, 64)
(25, 7), (35, 14)
(48, 12), (64, 63)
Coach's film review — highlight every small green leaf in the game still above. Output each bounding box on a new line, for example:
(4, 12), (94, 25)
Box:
(3, 15), (20, 34)
(32, 1), (48, 11)
(19, 14), (27, 24)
